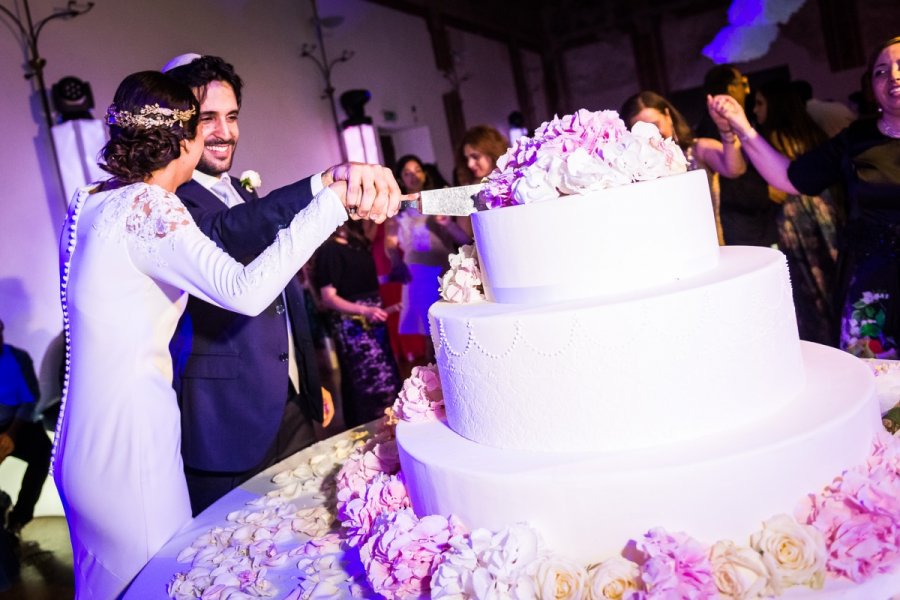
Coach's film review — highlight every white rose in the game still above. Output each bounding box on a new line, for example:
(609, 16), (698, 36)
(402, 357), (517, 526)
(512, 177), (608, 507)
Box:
(512, 165), (559, 204)
(710, 540), (773, 599)
(239, 169), (262, 191)
(533, 554), (588, 599)
(750, 514), (826, 591)
(586, 556), (640, 600)
(630, 120), (663, 141)
(636, 141), (670, 180)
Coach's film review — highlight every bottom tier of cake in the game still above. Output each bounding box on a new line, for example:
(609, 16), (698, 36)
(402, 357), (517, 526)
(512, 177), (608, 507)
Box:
(397, 342), (879, 564)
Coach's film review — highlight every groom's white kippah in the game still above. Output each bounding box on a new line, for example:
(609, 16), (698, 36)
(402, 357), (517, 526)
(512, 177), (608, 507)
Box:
(162, 53), (202, 73)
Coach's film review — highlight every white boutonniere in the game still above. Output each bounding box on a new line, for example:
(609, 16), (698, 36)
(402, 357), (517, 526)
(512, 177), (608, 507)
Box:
(239, 170), (262, 192)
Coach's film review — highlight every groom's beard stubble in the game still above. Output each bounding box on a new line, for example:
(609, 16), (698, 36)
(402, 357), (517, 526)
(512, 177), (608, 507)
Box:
(197, 136), (237, 176)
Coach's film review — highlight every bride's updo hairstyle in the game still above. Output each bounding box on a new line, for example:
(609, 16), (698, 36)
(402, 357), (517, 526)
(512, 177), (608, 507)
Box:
(101, 71), (200, 184)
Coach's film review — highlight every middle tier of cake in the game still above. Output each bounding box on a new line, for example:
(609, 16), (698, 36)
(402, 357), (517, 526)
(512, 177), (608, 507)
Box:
(429, 246), (804, 453)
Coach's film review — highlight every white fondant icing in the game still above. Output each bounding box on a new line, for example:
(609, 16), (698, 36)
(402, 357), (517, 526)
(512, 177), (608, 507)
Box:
(398, 343), (879, 564)
(471, 169), (719, 304)
(430, 246), (804, 452)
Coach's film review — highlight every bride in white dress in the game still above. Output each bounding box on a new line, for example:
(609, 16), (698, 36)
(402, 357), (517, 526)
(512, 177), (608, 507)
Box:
(54, 71), (399, 598)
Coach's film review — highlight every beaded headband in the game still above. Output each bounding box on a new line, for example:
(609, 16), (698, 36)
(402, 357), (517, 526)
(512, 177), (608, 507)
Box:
(106, 103), (195, 129)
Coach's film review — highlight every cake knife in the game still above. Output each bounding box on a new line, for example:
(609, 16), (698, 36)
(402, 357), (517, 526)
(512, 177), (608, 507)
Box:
(399, 184), (486, 216)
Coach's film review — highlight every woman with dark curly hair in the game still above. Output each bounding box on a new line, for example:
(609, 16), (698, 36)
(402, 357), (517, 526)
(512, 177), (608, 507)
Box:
(54, 70), (399, 597)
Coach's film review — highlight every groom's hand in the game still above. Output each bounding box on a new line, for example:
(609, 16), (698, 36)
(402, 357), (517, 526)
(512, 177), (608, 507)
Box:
(322, 162), (401, 223)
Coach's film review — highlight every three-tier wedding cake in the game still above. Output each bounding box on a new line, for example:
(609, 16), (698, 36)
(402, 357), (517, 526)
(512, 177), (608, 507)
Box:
(395, 110), (881, 577)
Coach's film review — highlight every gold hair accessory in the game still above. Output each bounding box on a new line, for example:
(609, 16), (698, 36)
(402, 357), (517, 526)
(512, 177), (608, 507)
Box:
(106, 103), (195, 129)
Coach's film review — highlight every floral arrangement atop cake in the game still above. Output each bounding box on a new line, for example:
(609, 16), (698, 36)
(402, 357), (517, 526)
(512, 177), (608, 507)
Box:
(167, 364), (900, 600)
(480, 109), (688, 209)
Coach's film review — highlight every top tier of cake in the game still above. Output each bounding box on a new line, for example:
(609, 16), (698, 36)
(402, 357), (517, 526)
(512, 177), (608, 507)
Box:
(471, 169), (719, 304)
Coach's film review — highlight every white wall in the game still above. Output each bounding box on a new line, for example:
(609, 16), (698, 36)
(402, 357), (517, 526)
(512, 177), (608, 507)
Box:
(0, 0), (524, 377)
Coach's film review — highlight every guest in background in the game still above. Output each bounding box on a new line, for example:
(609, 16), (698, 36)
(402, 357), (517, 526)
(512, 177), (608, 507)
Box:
(55, 70), (396, 597)
(752, 80), (840, 345)
(454, 125), (508, 185)
(313, 221), (402, 427)
(165, 54), (389, 515)
(699, 64), (778, 248)
(0, 318), (51, 537)
(791, 79), (857, 138)
(621, 90), (747, 243)
(385, 155), (471, 362)
(710, 36), (900, 358)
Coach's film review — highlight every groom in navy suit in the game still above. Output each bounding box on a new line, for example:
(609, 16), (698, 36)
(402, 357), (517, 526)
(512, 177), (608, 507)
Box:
(166, 55), (398, 515)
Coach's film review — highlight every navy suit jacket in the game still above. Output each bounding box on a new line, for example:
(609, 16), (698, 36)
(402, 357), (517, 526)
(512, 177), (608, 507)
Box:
(171, 176), (323, 472)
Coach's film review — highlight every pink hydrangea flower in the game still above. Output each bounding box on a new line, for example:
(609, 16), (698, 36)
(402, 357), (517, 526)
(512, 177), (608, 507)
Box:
(636, 527), (717, 599)
(341, 472), (412, 547)
(480, 108), (686, 209)
(359, 508), (467, 600)
(797, 433), (900, 582)
(393, 364), (446, 422)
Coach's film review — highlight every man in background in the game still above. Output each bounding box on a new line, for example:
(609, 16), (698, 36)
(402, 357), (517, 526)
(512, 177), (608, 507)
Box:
(165, 54), (399, 515)
(0, 318), (51, 535)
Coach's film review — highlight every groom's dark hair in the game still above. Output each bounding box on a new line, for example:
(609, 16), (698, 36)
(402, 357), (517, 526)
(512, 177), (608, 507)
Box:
(166, 55), (244, 107)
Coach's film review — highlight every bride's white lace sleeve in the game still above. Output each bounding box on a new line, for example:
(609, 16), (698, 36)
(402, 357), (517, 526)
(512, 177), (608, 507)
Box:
(125, 184), (346, 315)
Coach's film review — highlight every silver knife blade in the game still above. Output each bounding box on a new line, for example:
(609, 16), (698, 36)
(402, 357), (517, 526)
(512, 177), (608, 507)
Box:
(400, 184), (485, 216)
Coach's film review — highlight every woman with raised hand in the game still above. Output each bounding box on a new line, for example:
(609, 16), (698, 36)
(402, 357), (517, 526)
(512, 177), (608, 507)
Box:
(710, 36), (900, 358)
(55, 70), (399, 597)
(620, 90), (747, 244)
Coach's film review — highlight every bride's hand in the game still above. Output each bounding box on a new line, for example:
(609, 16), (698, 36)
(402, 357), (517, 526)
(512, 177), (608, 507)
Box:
(325, 162), (401, 223)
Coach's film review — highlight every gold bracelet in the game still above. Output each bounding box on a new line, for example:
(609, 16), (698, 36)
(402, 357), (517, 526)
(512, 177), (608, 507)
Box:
(721, 133), (737, 144)
(321, 168), (334, 187)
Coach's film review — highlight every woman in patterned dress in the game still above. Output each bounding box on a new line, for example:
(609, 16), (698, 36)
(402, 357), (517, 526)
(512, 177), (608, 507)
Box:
(313, 221), (402, 427)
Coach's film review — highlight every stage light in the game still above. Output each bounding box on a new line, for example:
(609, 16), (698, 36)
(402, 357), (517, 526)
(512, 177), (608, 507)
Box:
(340, 89), (372, 127)
(51, 76), (94, 122)
(508, 110), (528, 143)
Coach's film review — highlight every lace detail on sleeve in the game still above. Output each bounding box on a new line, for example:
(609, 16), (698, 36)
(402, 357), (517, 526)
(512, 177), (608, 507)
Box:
(124, 185), (194, 267)
(237, 188), (346, 290)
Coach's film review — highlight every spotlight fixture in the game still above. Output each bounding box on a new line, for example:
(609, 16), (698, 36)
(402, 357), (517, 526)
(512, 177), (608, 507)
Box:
(51, 76), (94, 122)
(339, 89), (372, 128)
